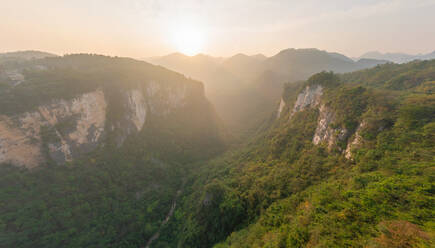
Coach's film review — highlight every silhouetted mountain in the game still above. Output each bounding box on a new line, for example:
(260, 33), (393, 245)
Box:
(251, 53), (268, 61)
(0, 50), (57, 61)
(147, 53), (238, 92)
(359, 50), (435, 63)
(221, 53), (264, 81)
(263, 48), (387, 82)
(354, 58), (390, 68)
(146, 48), (387, 139)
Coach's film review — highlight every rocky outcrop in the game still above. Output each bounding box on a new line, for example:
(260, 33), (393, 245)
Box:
(0, 114), (44, 168)
(145, 80), (188, 115)
(0, 54), (224, 168)
(345, 121), (366, 159)
(126, 89), (147, 131)
(0, 82), (194, 168)
(288, 84), (350, 152)
(0, 90), (107, 167)
(277, 98), (286, 118)
(291, 85), (323, 116)
(312, 104), (348, 150)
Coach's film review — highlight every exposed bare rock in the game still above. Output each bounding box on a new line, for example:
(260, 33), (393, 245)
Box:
(0, 115), (44, 168)
(291, 85), (323, 117)
(313, 105), (335, 146)
(0, 69), (209, 168)
(277, 98), (286, 118)
(0, 90), (107, 167)
(126, 89), (147, 131)
(67, 90), (107, 144)
(345, 121), (366, 159)
(288, 85), (354, 151)
(145, 81), (188, 116)
(0, 80), (197, 168)
(312, 104), (348, 150)
(43, 90), (107, 163)
(285, 84), (354, 152)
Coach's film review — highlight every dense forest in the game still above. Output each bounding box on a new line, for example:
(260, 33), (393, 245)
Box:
(0, 58), (434, 247)
(157, 60), (435, 247)
(0, 55), (224, 247)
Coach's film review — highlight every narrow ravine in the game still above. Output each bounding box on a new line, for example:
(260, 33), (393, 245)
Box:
(145, 185), (183, 248)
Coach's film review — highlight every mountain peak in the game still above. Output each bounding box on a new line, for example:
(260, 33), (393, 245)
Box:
(0, 50), (58, 60)
(251, 53), (267, 60)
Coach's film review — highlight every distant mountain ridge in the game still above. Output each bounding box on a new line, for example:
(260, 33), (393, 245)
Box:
(359, 50), (435, 63)
(146, 48), (388, 138)
(147, 48), (387, 83)
(0, 50), (58, 60)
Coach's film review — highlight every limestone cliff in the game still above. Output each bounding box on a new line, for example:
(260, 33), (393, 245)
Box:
(0, 90), (107, 167)
(312, 104), (348, 150)
(287, 84), (359, 154)
(344, 121), (365, 159)
(277, 98), (286, 118)
(0, 54), (225, 168)
(291, 85), (323, 116)
(0, 82), (199, 168)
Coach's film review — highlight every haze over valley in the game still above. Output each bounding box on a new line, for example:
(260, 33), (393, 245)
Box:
(1, 1), (434, 247)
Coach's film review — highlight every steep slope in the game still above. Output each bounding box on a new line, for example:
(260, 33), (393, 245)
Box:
(146, 49), (387, 141)
(0, 54), (224, 168)
(0, 54), (225, 247)
(147, 53), (271, 140)
(146, 53), (235, 93)
(160, 60), (434, 248)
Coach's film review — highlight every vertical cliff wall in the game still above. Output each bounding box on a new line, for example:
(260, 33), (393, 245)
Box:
(0, 55), (221, 168)
(279, 81), (366, 157)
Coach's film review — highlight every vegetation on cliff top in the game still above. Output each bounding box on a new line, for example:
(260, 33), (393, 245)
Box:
(158, 60), (434, 248)
(0, 59), (433, 247)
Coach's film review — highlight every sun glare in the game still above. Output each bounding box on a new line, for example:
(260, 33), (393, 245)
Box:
(172, 25), (205, 56)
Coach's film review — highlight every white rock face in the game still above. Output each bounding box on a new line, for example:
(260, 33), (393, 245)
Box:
(288, 84), (350, 151)
(277, 98), (286, 118)
(0, 114), (44, 168)
(313, 105), (334, 146)
(127, 89), (147, 131)
(312, 104), (348, 150)
(145, 81), (188, 116)
(0, 79), (195, 168)
(291, 85), (323, 116)
(345, 121), (366, 159)
(0, 90), (107, 167)
(68, 90), (107, 144)
(167, 84), (187, 109)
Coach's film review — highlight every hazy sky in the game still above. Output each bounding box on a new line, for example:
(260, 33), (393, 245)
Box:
(1, 0), (435, 58)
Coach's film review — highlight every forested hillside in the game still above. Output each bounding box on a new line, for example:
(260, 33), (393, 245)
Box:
(1, 56), (433, 248)
(157, 60), (435, 248)
(148, 48), (387, 141)
(2, 0), (434, 247)
(0, 54), (225, 247)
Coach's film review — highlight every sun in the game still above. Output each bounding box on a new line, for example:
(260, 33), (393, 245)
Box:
(172, 25), (205, 56)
